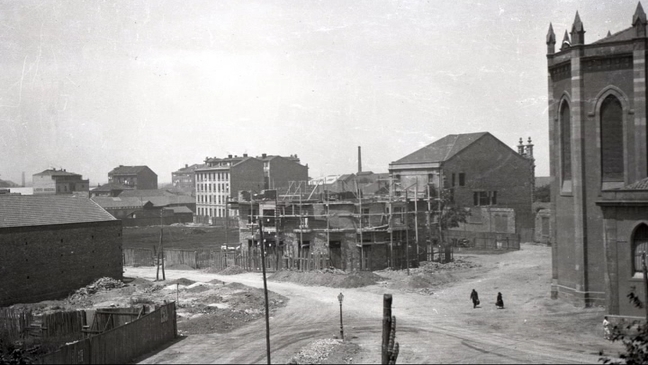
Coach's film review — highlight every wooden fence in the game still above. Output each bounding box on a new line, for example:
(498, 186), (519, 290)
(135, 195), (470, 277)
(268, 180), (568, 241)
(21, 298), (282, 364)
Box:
(39, 302), (176, 364)
(0, 308), (87, 346)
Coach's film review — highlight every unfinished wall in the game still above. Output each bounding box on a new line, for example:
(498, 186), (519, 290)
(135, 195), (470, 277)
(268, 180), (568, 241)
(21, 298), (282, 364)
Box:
(0, 221), (123, 307)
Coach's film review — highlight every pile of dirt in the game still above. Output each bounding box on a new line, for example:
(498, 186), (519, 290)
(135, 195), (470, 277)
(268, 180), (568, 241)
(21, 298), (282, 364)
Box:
(177, 286), (287, 335)
(208, 278), (224, 285)
(418, 258), (481, 272)
(218, 266), (246, 275)
(167, 278), (196, 286)
(67, 277), (125, 305)
(288, 339), (360, 364)
(165, 264), (195, 270)
(269, 270), (383, 288)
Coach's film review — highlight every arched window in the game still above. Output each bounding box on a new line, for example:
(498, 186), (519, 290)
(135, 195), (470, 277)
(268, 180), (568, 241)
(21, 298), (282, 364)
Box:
(601, 95), (624, 184)
(633, 224), (648, 273)
(560, 100), (572, 192)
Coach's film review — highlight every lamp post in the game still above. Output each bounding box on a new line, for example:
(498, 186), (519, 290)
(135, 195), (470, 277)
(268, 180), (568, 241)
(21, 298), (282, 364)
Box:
(338, 292), (344, 341)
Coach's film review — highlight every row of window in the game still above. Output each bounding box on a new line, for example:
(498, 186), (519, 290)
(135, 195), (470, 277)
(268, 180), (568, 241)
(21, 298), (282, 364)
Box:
(196, 172), (229, 182)
(197, 206), (229, 217)
(197, 194), (228, 204)
(196, 183), (229, 193)
(559, 94), (624, 191)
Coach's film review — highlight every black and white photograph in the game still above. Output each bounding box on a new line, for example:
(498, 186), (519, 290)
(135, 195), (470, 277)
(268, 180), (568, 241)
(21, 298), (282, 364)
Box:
(1, 0), (647, 363)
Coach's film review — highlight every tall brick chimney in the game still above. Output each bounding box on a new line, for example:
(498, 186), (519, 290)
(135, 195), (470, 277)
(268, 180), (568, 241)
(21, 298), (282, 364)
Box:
(358, 146), (362, 173)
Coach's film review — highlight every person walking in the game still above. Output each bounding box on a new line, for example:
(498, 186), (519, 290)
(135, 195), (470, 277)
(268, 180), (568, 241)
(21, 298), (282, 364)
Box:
(496, 292), (504, 309)
(470, 289), (480, 308)
(603, 316), (611, 340)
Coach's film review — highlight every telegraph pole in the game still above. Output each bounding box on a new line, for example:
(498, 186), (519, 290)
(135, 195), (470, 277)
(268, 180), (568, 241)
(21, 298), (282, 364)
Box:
(259, 214), (271, 364)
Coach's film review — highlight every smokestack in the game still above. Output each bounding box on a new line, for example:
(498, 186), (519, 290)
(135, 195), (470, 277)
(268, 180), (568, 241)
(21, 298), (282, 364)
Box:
(22, 172), (25, 187)
(357, 146), (362, 173)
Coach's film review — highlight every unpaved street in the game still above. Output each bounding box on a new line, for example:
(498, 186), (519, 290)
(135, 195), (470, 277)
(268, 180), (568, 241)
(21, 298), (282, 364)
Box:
(129, 244), (622, 364)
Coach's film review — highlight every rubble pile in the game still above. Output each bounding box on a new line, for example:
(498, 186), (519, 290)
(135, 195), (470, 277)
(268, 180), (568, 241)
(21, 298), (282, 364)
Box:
(67, 277), (125, 304)
(218, 265), (246, 275)
(289, 339), (343, 364)
(318, 267), (346, 275)
(418, 258), (481, 272)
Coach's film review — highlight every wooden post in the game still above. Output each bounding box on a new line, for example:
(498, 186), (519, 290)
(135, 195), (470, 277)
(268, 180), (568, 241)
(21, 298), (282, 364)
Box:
(382, 294), (392, 364)
(643, 251), (648, 321)
(405, 189), (410, 276)
(259, 217), (272, 364)
(160, 228), (166, 280)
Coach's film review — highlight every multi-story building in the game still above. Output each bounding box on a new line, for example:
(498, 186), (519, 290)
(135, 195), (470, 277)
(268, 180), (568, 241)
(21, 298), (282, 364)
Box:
(32, 168), (89, 195)
(171, 163), (203, 195)
(108, 165), (158, 190)
(388, 132), (535, 241)
(195, 153), (308, 223)
(547, 4), (648, 316)
(195, 155), (264, 221)
(258, 153), (309, 191)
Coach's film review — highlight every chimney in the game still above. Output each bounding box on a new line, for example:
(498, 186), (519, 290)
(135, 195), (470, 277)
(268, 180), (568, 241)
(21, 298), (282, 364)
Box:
(243, 153), (248, 157)
(21, 172), (25, 187)
(262, 153), (267, 158)
(228, 154), (233, 159)
(517, 138), (525, 155)
(526, 137), (534, 159)
(357, 146), (362, 173)
(185, 164), (188, 168)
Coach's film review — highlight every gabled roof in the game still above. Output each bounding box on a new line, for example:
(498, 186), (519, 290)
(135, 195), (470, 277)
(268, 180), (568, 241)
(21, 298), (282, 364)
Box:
(91, 182), (132, 192)
(108, 165), (153, 176)
(34, 169), (82, 177)
(592, 27), (635, 44)
(0, 196), (116, 228)
(173, 164), (204, 174)
(391, 132), (489, 165)
(91, 196), (152, 209)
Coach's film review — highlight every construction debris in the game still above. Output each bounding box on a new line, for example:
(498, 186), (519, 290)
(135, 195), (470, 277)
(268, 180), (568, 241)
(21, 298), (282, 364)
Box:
(67, 277), (125, 305)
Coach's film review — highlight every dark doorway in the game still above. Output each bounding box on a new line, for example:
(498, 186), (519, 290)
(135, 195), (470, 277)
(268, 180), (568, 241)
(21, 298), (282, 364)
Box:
(329, 241), (342, 269)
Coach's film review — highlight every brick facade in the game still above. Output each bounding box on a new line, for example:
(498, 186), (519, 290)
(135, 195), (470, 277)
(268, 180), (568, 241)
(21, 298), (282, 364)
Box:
(547, 5), (648, 307)
(0, 221), (123, 306)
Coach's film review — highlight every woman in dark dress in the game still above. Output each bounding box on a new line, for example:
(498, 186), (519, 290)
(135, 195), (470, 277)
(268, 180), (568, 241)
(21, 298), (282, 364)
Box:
(496, 292), (504, 309)
(470, 289), (480, 308)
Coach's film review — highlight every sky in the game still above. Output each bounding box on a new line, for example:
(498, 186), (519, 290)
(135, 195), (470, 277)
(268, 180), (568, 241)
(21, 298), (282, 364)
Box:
(0, 0), (641, 185)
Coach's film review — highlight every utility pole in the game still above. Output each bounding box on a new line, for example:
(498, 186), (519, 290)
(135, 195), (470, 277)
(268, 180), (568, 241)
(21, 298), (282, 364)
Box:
(405, 189), (410, 276)
(426, 184), (432, 261)
(414, 180), (419, 264)
(259, 215), (271, 364)
(389, 176), (394, 269)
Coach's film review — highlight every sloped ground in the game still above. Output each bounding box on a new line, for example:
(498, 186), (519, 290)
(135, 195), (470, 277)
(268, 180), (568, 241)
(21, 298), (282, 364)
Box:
(269, 269), (383, 288)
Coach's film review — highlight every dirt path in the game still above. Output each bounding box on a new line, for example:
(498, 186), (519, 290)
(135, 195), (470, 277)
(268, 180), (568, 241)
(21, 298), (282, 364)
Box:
(129, 244), (622, 364)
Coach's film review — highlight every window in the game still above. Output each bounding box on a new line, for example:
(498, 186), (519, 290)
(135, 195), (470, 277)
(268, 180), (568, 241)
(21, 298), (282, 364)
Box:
(362, 208), (370, 226)
(459, 173), (465, 187)
(560, 101), (572, 192)
(601, 95), (624, 184)
(633, 224), (648, 274)
(473, 191), (497, 206)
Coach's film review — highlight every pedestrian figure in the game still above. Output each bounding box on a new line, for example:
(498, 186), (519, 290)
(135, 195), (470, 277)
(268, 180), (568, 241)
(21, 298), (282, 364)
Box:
(603, 316), (611, 340)
(470, 289), (480, 308)
(496, 292), (504, 309)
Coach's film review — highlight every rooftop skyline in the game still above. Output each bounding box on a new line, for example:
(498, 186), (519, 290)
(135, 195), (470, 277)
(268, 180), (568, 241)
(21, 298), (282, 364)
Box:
(0, 0), (640, 185)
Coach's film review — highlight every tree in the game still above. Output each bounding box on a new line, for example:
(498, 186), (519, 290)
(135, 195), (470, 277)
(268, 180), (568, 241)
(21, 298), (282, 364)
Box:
(600, 290), (648, 364)
(430, 186), (470, 262)
(534, 184), (551, 202)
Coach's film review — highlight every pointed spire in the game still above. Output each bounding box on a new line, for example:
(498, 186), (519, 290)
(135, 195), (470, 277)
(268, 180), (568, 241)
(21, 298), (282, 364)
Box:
(634, 2), (647, 37)
(607, 30), (612, 37)
(634, 2), (646, 25)
(547, 23), (556, 54)
(561, 30), (571, 50)
(570, 11), (585, 45)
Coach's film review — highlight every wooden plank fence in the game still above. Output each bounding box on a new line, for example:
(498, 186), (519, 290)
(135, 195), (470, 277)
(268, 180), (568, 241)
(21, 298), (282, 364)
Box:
(39, 302), (176, 364)
(0, 309), (87, 345)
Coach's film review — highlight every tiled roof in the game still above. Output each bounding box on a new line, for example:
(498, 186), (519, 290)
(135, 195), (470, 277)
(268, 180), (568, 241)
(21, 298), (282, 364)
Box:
(620, 178), (648, 191)
(0, 195), (116, 228)
(592, 27), (635, 44)
(34, 169), (82, 177)
(391, 132), (489, 165)
(91, 196), (151, 209)
(173, 164), (204, 174)
(108, 166), (152, 176)
(91, 182), (132, 192)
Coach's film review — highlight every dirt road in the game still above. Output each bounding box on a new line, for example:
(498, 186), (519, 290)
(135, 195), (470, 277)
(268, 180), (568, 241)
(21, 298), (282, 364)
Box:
(129, 244), (622, 364)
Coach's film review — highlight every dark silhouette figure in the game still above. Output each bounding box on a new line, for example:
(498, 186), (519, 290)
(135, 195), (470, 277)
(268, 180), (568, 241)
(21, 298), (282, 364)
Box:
(470, 289), (480, 308)
(496, 292), (504, 309)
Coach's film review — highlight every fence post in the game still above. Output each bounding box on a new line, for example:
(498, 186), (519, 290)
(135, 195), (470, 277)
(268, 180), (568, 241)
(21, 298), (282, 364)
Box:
(382, 294), (392, 364)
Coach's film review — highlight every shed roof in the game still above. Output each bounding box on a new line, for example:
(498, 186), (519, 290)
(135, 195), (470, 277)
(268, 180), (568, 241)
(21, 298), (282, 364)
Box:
(0, 195), (115, 228)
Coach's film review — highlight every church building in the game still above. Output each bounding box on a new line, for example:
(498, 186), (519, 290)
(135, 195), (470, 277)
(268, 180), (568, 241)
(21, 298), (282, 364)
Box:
(548, 2), (648, 317)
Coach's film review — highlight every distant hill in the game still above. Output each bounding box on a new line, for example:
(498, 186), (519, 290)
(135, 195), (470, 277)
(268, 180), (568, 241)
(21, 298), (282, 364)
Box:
(0, 179), (19, 187)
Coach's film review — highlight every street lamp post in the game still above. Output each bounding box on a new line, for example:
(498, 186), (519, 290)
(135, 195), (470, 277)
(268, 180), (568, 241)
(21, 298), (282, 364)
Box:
(338, 292), (344, 341)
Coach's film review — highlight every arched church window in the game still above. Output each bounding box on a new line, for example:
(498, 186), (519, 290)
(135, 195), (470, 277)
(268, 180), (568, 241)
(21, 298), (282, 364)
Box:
(560, 100), (572, 192)
(601, 95), (624, 185)
(633, 224), (648, 274)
